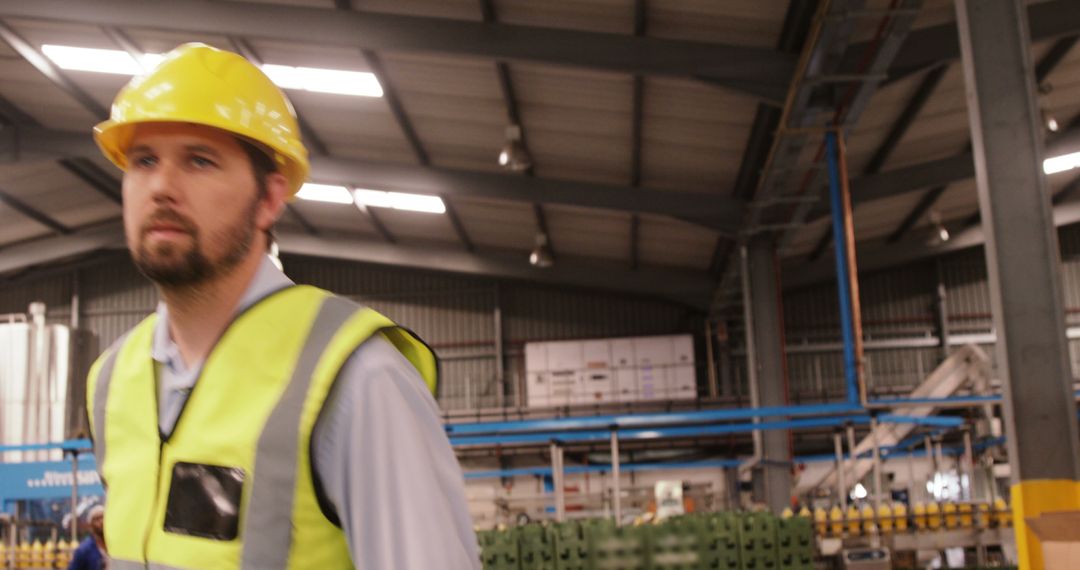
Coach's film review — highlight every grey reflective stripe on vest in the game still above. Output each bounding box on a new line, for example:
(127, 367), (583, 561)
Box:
(92, 346), (122, 479)
(240, 295), (359, 568)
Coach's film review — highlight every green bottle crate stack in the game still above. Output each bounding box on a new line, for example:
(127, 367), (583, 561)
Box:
(477, 511), (814, 570)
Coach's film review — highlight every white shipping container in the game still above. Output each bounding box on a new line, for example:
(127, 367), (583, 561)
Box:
(525, 343), (548, 373)
(610, 338), (638, 402)
(546, 341), (584, 371)
(633, 336), (672, 400)
(670, 335), (697, 399)
(526, 371), (550, 408)
(523, 334), (696, 407)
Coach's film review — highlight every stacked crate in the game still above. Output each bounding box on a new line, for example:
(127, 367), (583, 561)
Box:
(737, 512), (779, 569)
(775, 517), (814, 570)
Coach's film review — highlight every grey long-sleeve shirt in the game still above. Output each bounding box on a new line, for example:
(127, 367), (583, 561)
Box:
(151, 256), (479, 569)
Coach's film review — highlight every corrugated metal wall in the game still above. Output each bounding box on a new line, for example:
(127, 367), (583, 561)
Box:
(6, 224), (1080, 412)
(778, 224), (1080, 398)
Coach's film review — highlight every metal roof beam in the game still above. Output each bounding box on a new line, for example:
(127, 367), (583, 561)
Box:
(848, 0), (1080, 80)
(783, 199), (1080, 290)
(885, 35), (1080, 241)
(0, 20), (107, 119)
(0, 0), (795, 103)
(56, 158), (122, 205)
(4, 127), (745, 233)
(0, 187), (72, 234)
(705, 0), (818, 282)
(0, 221), (122, 276)
(0, 222), (715, 308)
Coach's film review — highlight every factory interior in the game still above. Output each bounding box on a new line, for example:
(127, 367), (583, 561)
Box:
(2, 0), (1080, 569)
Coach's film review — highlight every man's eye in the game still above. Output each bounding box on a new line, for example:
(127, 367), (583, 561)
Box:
(191, 156), (217, 168)
(132, 155), (156, 168)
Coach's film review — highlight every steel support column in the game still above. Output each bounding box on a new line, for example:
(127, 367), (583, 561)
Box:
(955, 1), (1080, 568)
(746, 235), (793, 513)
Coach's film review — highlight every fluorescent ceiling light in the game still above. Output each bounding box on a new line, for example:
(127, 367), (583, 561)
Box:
(41, 44), (381, 97)
(261, 64), (382, 97)
(41, 45), (145, 75)
(354, 189), (446, 214)
(296, 183), (353, 204)
(1045, 151), (1080, 175)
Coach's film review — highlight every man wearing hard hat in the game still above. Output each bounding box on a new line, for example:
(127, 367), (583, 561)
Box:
(85, 43), (480, 569)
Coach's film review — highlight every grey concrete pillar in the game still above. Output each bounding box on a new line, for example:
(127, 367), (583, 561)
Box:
(747, 235), (793, 513)
(955, 0), (1080, 565)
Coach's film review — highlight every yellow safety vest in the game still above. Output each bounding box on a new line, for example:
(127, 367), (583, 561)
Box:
(85, 286), (438, 570)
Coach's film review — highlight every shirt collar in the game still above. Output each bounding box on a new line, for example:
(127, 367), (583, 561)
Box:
(151, 255), (295, 365)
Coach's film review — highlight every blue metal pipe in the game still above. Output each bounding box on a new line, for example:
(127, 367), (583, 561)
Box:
(445, 403), (862, 436)
(451, 415), (872, 447)
(869, 395), (1002, 406)
(0, 439), (91, 453)
(825, 131), (860, 406)
(464, 459), (745, 480)
(878, 414), (964, 428)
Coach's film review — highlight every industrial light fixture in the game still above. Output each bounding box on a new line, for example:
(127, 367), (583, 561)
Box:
(1045, 151), (1080, 175)
(41, 44), (383, 97)
(1043, 108), (1060, 133)
(851, 483), (869, 501)
(41, 45), (156, 75)
(354, 189), (446, 214)
(529, 233), (554, 268)
(260, 64), (382, 97)
(296, 183), (353, 204)
(498, 125), (532, 172)
(929, 211), (949, 244)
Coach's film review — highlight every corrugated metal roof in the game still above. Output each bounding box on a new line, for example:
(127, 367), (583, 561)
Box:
(0, 0), (1074, 287)
(638, 215), (717, 270)
(448, 196), (537, 252)
(0, 162), (120, 228)
(492, 0), (632, 35)
(380, 52), (505, 170)
(648, 0), (787, 47)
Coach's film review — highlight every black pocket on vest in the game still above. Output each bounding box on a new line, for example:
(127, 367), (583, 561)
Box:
(164, 462), (246, 540)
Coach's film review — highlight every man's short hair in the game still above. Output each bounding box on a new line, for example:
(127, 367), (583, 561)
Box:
(236, 138), (278, 250)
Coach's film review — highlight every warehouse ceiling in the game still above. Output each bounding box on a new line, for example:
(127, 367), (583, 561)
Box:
(0, 0), (1078, 311)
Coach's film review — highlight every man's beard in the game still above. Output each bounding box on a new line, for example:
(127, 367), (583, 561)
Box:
(133, 198), (259, 287)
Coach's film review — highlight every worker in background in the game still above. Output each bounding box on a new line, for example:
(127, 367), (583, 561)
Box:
(85, 43), (479, 569)
(68, 505), (106, 570)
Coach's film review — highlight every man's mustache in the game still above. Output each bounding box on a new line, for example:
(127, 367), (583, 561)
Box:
(140, 209), (197, 237)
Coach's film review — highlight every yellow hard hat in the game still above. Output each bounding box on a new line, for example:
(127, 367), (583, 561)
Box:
(94, 43), (309, 196)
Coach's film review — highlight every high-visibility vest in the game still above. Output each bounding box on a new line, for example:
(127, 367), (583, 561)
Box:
(86, 285), (438, 569)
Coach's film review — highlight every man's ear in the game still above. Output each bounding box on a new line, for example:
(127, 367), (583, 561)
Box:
(257, 172), (290, 232)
